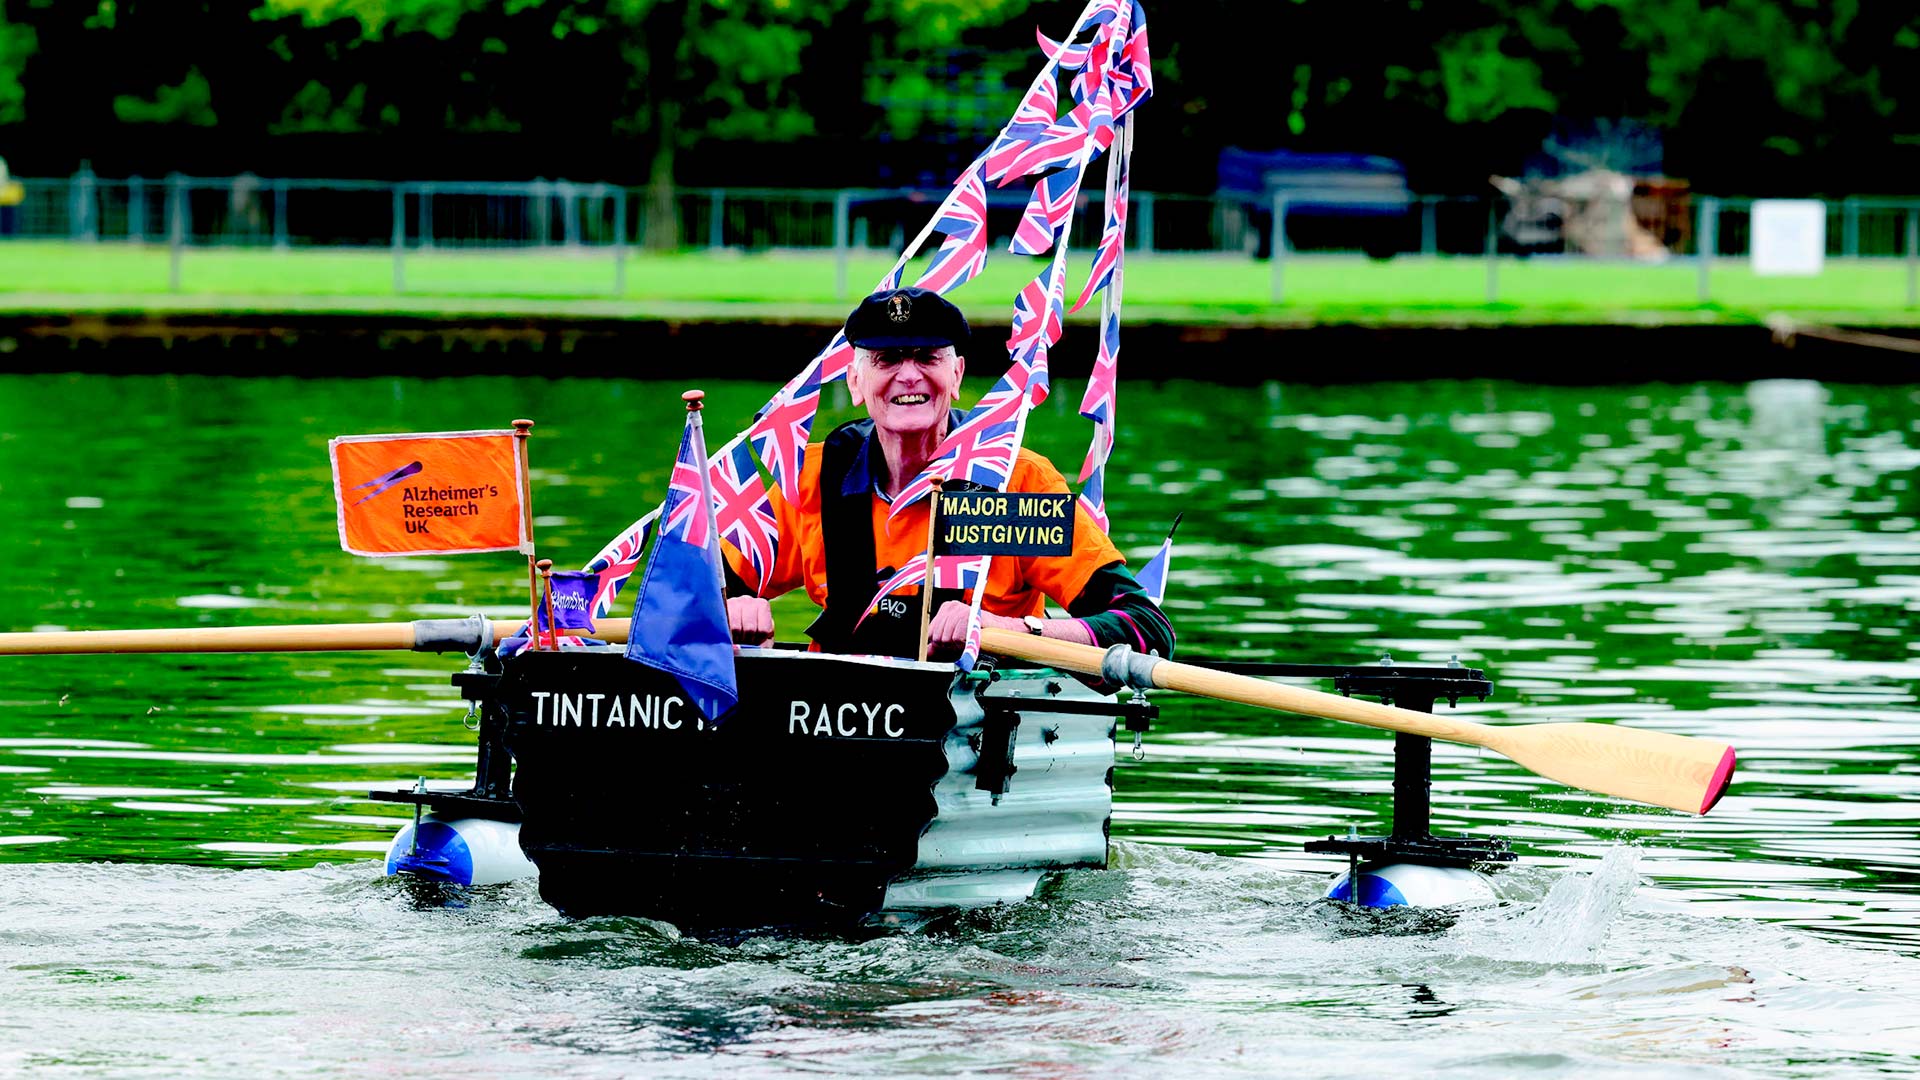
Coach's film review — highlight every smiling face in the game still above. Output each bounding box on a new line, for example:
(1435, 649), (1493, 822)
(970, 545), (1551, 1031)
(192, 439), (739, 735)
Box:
(848, 346), (967, 438)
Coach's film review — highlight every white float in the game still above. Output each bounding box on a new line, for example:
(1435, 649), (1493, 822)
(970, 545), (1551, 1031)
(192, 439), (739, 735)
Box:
(385, 816), (535, 887)
(1324, 862), (1495, 909)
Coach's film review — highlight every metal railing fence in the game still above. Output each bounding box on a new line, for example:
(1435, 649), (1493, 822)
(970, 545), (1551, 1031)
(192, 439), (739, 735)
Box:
(7, 168), (1920, 305)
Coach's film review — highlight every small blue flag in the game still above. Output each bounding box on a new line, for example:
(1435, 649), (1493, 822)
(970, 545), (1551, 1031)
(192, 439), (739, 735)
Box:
(623, 410), (739, 723)
(1133, 513), (1181, 607)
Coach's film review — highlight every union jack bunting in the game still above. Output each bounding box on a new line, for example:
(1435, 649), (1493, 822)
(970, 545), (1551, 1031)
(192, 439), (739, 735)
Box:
(954, 604), (986, 672)
(1035, 26), (1090, 72)
(982, 107), (1092, 188)
(814, 333), (856, 384)
(853, 554), (986, 630)
(662, 424), (714, 549)
(916, 231), (988, 294)
(1078, 309), (1121, 481)
(1072, 150), (1128, 312)
(1077, 455), (1111, 533)
(1079, 0), (1128, 30)
(582, 506), (663, 620)
(1008, 268), (1065, 353)
(1011, 69), (1061, 132)
(931, 169), (989, 241)
(750, 363), (823, 503)
(1073, 10), (1124, 154)
(1118, 0), (1152, 115)
(1010, 166), (1084, 257)
(709, 435), (779, 595)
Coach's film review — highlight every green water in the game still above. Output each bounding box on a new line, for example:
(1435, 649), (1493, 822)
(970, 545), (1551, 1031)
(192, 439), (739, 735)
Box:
(1, 373), (1917, 1077)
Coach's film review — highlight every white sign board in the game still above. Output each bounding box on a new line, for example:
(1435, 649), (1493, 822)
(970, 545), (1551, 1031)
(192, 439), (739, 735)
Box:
(1751, 199), (1826, 276)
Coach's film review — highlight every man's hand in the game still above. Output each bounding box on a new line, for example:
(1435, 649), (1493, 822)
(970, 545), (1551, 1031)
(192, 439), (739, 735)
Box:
(727, 596), (775, 646)
(927, 601), (1022, 655)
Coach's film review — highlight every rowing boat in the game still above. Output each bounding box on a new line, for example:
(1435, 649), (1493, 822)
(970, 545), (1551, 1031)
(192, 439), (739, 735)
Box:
(374, 624), (1146, 928)
(362, 618), (1513, 928)
(0, 614), (1732, 929)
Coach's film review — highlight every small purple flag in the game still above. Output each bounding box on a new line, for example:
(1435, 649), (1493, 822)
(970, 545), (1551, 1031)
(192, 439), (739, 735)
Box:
(538, 570), (599, 636)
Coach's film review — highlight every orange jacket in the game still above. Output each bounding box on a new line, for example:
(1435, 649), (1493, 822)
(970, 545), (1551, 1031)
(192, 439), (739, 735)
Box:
(722, 443), (1122, 617)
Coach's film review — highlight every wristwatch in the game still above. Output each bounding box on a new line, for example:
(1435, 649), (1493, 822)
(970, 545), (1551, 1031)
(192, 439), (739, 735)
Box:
(1022, 615), (1046, 636)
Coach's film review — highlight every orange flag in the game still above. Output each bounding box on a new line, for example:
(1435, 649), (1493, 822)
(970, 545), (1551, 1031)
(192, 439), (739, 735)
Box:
(329, 430), (529, 557)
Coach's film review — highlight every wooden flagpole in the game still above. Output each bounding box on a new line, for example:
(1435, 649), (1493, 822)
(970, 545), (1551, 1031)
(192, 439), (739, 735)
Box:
(536, 558), (557, 649)
(916, 478), (945, 662)
(512, 419), (539, 650)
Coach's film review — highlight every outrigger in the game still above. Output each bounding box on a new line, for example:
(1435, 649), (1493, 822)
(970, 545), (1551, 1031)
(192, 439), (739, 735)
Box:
(0, 615), (1736, 931)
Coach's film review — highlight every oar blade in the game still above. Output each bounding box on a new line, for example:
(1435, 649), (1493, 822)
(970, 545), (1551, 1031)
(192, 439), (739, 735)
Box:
(1498, 722), (1735, 815)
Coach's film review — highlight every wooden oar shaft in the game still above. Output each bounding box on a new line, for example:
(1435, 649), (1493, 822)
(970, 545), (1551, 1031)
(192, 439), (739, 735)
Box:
(0, 622), (422, 654)
(977, 628), (1735, 815)
(0, 616), (539, 656)
(980, 629), (1503, 747)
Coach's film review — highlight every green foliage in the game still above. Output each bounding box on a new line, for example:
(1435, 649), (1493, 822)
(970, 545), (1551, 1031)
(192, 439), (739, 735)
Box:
(0, 14), (35, 125)
(113, 65), (217, 126)
(1433, 27), (1555, 124)
(6, 0), (1920, 191)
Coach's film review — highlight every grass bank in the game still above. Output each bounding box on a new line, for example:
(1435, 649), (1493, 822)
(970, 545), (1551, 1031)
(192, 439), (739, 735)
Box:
(5, 242), (1919, 327)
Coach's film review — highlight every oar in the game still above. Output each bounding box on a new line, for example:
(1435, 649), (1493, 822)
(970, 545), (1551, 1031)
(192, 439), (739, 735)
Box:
(0, 617), (513, 655)
(0, 619), (1736, 815)
(976, 628), (1735, 816)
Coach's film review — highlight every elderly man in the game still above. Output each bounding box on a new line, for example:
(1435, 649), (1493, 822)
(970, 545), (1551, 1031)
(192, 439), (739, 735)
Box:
(721, 287), (1173, 661)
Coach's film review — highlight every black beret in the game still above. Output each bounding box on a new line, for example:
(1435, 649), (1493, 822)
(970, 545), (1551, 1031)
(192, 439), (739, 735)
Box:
(843, 287), (970, 351)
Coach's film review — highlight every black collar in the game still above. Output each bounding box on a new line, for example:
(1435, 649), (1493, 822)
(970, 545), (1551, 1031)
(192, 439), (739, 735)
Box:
(839, 408), (967, 499)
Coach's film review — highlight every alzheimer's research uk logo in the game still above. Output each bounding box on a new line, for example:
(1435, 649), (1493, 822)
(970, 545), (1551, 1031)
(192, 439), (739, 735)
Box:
(349, 460), (423, 506)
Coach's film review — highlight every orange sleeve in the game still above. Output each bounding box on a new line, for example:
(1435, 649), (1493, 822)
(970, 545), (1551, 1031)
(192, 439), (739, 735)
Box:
(1012, 450), (1123, 609)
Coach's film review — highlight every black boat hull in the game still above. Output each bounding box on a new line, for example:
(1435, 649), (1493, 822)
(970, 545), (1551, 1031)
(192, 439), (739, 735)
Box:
(501, 648), (1121, 929)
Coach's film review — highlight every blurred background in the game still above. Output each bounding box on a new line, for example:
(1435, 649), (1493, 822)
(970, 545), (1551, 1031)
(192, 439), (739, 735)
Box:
(4, 0), (1920, 323)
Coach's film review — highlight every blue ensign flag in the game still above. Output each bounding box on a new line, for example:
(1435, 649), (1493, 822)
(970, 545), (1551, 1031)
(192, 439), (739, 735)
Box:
(624, 409), (739, 723)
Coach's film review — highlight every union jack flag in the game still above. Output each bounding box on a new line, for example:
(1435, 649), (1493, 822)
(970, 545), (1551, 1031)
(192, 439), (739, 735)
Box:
(815, 333), (857, 384)
(1077, 455), (1111, 533)
(709, 435), (778, 595)
(1035, 26), (1090, 72)
(662, 425), (713, 549)
(750, 362), (823, 503)
(982, 107), (1092, 188)
(888, 363), (1034, 517)
(853, 553), (986, 630)
(1010, 166), (1084, 256)
(1072, 154), (1128, 313)
(1078, 310), (1121, 473)
(916, 231), (987, 294)
(1117, 0), (1152, 115)
(1079, 0), (1127, 30)
(1007, 266), (1066, 405)
(954, 604), (987, 672)
(931, 169), (989, 241)
(582, 506), (663, 620)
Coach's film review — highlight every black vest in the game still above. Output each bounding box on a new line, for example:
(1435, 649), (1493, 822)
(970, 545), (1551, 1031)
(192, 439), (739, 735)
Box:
(804, 415), (973, 658)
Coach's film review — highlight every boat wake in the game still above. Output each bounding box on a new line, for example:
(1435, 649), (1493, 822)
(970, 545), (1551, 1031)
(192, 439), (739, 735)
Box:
(2, 847), (1917, 1078)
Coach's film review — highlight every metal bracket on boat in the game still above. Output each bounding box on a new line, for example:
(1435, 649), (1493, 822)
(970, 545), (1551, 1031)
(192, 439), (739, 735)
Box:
(1100, 643), (1162, 691)
(369, 625), (519, 824)
(974, 705), (1021, 806)
(411, 614), (494, 656)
